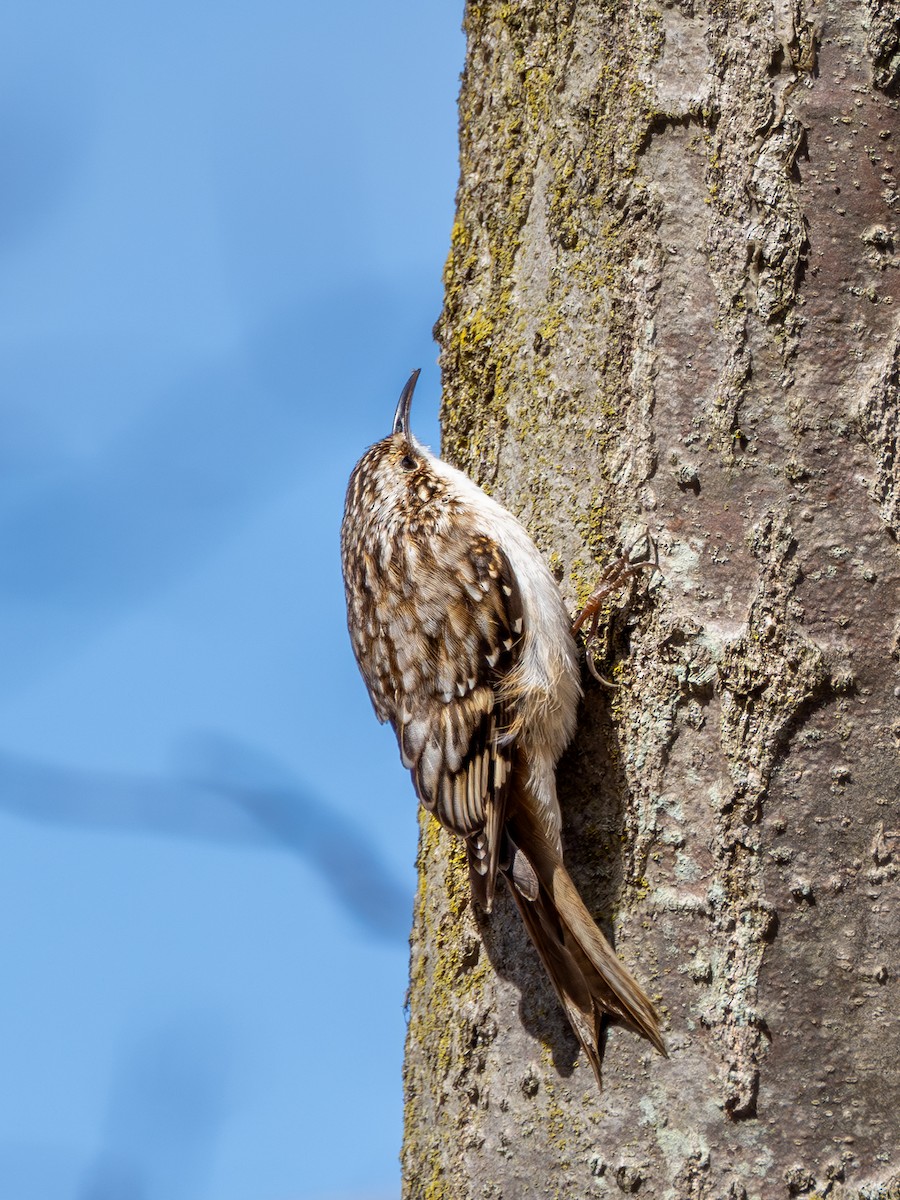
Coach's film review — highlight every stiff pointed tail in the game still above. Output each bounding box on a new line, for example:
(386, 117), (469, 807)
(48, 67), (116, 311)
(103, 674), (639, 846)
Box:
(504, 818), (666, 1086)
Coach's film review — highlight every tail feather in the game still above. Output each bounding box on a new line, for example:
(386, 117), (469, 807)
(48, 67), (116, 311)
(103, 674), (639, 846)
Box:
(504, 808), (667, 1084)
(550, 861), (667, 1056)
(512, 885), (608, 1085)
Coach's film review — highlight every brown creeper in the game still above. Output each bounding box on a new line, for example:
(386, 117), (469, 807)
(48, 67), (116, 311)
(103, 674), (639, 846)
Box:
(340, 370), (666, 1084)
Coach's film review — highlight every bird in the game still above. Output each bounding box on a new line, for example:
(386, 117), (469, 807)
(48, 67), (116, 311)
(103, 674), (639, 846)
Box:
(340, 369), (666, 1085)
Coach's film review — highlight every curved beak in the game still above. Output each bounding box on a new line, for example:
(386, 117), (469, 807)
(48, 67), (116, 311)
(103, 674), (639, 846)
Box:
(392, 369), (421, 437)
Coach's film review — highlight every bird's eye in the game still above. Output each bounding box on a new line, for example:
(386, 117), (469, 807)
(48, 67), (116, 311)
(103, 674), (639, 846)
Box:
(400, 454), (416, 471)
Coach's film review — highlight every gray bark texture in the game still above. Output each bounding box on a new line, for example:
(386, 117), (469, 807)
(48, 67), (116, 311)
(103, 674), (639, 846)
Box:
(402, 2), (900, 1197)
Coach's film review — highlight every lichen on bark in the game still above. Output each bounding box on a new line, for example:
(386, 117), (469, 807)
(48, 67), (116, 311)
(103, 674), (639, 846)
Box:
(403, 2), (900, 1197)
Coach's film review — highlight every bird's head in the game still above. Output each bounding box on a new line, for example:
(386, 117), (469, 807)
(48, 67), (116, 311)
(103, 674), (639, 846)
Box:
(346, 369), (446, 523)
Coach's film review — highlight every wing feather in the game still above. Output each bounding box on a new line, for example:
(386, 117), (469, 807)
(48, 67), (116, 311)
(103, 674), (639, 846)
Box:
(391, 533), (525, 910)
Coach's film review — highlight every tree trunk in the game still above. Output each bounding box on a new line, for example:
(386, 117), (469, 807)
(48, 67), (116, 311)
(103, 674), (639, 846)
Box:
(402, 2), (900, 1197)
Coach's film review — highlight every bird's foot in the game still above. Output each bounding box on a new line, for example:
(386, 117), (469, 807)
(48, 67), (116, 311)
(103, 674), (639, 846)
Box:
(572, 531), (660, 686)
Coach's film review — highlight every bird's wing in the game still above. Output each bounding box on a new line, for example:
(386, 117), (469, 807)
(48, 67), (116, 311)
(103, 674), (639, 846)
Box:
(393, 532), (524, 910)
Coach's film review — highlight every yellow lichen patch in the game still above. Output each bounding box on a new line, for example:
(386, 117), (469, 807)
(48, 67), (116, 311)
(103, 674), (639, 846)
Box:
(455, 308), (495, 351)
(403, 809), (491, 1198)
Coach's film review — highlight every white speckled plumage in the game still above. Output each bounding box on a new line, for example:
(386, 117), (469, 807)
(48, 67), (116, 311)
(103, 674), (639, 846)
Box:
(341, 371), (665, 1084)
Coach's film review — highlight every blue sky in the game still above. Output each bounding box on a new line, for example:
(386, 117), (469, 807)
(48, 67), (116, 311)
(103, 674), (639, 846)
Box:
(0, 3), (464, 1197)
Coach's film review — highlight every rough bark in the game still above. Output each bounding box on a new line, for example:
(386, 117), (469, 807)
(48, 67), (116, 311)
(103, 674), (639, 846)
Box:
(402, 2), (900, 1197)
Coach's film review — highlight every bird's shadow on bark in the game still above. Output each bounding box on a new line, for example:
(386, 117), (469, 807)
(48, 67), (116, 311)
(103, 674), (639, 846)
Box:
(473, 677), (632, 1082)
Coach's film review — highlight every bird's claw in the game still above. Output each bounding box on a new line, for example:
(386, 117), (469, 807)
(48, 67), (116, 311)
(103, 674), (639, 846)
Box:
(573, 530), (661, 684)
